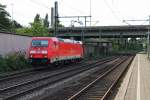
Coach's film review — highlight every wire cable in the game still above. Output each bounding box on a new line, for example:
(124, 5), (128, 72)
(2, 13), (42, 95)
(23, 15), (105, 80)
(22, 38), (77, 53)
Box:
(103, 0), (123, 23)
(59, 0), (87, 15)
(141, 21), (148, 25)
(29, 0), (51, 9)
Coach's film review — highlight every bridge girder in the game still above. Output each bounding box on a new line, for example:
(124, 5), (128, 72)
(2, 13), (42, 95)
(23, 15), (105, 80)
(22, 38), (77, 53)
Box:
(49, 25), (149, 38)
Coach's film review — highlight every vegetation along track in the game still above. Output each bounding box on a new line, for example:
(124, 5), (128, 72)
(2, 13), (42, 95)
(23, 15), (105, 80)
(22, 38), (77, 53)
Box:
(0, 58), (94, 86)
(0, 56), (110, 82)
(0, 56), (117, 100)
(67, 55), (134, 100)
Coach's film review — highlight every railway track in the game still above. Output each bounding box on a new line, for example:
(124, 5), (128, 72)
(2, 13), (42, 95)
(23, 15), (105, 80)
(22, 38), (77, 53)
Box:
(0, 57), (112, 89)
(0, 68), (36, 80)
(67, 55), (134, 100)
(0, 56), (109, 82)
(0, 56), (117, 100)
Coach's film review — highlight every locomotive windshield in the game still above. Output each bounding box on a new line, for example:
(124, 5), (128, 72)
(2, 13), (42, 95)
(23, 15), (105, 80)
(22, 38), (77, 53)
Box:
(32, 40), (48, 47)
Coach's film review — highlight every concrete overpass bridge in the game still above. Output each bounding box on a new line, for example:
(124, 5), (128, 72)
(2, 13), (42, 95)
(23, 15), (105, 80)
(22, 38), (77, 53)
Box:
(49, 25), (149, 39)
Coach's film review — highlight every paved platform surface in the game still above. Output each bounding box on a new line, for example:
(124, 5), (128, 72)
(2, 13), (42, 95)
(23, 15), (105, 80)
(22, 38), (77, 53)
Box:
(114, 53), (150, 100)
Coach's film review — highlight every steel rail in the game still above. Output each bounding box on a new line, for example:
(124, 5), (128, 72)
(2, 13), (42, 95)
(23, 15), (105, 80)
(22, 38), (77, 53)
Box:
(0, 57), (117, 100)
(67, 56), (131, 100)
(101, 56), (134, 100)
(0, 56), (113, 82)
(0, 56), (115, 92)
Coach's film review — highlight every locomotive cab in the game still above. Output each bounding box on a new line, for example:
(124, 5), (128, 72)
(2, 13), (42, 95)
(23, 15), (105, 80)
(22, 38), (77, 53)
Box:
(28, 39), (50, 64)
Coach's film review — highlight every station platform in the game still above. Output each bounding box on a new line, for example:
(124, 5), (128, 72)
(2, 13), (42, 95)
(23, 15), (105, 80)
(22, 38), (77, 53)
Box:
(114, 53), (150, 100)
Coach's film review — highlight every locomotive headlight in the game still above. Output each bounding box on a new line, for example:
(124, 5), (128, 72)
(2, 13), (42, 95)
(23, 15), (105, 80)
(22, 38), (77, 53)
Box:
(41, 50), (48, 54)
(30, 50), (36, 54)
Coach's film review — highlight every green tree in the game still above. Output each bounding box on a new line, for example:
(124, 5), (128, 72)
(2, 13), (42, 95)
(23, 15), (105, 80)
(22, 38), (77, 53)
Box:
(44, 13), (49, 28)
(30, 14), (49, 36)
(30, 21), (46, 36)
(34, 14), (40, 22)
(12, 20), (22, 28)
(0, 3), (11, 31)
(16, 27), (32, 36)
(16, 14), (50, 36)
(30, 14), (48, 36)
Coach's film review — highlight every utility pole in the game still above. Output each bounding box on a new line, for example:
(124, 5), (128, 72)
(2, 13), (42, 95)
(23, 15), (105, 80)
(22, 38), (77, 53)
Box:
(51, 7), (54, 28)
(54, 1), (58, 37)
(123, 16), (150, 58)
(51, 1), (92, 39)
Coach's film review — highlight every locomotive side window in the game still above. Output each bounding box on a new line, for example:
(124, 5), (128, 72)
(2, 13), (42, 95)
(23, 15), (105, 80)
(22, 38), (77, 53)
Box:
(32, 40), (48, 47)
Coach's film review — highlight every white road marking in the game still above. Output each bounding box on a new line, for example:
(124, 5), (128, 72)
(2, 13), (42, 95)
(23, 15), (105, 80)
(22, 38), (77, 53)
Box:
(137, 54), (141, 100)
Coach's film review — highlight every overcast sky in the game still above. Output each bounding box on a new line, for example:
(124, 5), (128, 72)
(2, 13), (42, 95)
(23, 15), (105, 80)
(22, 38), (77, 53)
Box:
(1, 0), (150, 26)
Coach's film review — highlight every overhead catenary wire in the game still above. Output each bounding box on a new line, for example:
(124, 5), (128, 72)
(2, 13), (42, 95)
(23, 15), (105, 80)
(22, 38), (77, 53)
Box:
(122, 20), (132, 25)
(55, 0), (92, 27)
(111, 0), (126, 24)
(7, 0), (52, 26)
(141, 21), (148, 25)
(59, 0), (87, 15)
(103, 0), (124, 24)
(29, 0), (51, 9)
(123, 19), (149, 25)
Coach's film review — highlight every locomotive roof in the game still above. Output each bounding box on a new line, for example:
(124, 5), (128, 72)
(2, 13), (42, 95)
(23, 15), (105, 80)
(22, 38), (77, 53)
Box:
(57, 38), (82, 44)
(32, 37), (56, 40)
(32, 37), (82, 44)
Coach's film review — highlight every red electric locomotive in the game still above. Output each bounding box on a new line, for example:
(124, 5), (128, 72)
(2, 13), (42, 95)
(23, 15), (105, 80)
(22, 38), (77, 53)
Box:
(28, 37), (83, 65)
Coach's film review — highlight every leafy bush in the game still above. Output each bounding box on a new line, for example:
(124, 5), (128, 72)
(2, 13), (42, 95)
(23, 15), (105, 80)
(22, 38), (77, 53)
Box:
(0, 52), (31, 73)
(16, 28), (33, 36)
(0, 55), (8, 72)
